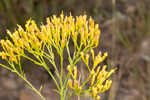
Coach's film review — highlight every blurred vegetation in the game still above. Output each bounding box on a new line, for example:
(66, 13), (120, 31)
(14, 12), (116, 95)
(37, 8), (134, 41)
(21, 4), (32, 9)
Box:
(0, 0), (150, 100)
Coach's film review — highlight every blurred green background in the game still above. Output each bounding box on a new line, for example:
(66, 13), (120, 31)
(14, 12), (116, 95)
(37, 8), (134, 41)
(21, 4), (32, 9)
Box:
(0, 0), (150, 100)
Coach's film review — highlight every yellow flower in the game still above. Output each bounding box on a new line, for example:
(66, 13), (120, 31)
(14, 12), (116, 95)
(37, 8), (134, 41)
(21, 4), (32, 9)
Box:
(103, 80), (112, 91)
(73, 66), (77, 80)
(92, 87), (98, 98)
(0, 52), (7, 60)
(85, 54), (89, 65)
(73, 80), (79, 89)
(106, 69), (115, 78)
(80, 52), (85, 61)
(67, 65), (72, 75)
(91, 49), (95, 60)
(96, 66), (101, 75)
(68, 79), (73, 88)
(93, 52), (108, 69)
(96, 95), (101, 100)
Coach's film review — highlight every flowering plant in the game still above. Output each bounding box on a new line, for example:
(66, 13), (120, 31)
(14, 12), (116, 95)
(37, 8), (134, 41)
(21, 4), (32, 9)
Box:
(0, 13), (115, 100)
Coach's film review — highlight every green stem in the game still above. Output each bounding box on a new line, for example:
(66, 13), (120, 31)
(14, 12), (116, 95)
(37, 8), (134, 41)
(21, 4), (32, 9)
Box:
(9, 63), (45, 100)
(40, 57), (60, 91)
(18, 59), (23, 74)
(0, 63), (12, 71)
(16, 71), (46, 100)
(45, 65), (60, 90)
(22, 54), (42, 66)
(66, 42), (72, 64)
(81, 74), (91, 87)
(60, 49), (64, 100)
(44, 45), (60, 77)
(60, 50), (64, 81)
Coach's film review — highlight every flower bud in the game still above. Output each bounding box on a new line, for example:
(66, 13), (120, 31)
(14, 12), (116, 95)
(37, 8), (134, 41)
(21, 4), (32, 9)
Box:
(67, 65), (72, 75)
(73, 66), (77, 80)
(74, 80), (78, 89)
(92, 87), (98, 98)
(68, 79), (73, 88)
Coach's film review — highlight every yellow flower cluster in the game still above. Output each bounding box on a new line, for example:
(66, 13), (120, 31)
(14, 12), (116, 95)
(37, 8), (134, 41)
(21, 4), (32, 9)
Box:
(0, 13), (114, 100)
(0, 13), (100, 64)
(67, 65), (82, 91)
(90, 65), (114, 99)
(68, 50), (115, 100)
(0, 39), (23, 64)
